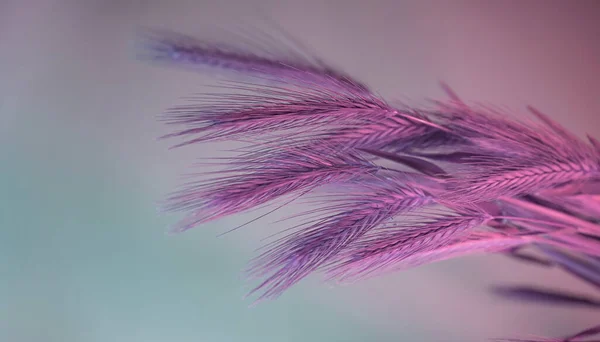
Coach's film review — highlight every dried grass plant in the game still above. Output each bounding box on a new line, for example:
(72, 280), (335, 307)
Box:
(141, 29), (600, 341)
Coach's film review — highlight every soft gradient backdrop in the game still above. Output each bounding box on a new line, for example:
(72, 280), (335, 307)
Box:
(1, 1), (599, 341)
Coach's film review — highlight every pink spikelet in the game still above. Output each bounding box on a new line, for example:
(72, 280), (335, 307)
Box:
(138, 29), (370, 92)
(245, 175), (432, 300)
(326, 210), (494, 282)
(165, 147), (380, 233)
(432, 103), (600, 203)
(143, 29), (600, 340)
(160, 83), (395, 148)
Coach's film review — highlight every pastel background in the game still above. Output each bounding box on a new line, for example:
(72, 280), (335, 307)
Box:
(1, 1), (599, 341)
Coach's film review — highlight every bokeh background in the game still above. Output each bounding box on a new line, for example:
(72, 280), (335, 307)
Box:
(2, 1), (600, 341)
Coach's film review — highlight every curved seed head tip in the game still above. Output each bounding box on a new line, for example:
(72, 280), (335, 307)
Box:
(137, 28), (371, 93)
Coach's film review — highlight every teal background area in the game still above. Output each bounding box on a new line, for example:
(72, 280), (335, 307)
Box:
(1, 1), (599, 341)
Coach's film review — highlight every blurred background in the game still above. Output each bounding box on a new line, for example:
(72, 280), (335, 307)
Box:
(1, 1), (599, 341)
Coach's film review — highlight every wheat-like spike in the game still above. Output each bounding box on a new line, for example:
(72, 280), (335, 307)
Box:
(138, 29), (369, 92)
(443, 160), (600, 203)
(244, 176), (432, 301)
(161, 83), (391, 148)
(326, 211), (492, 282)
(165, 147), (380, 233)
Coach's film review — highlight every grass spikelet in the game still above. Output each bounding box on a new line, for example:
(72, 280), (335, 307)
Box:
(244, 175), (432, 301)
(165, 147), (380, 233)
(326, 210), (492, 282)
(161, 83), (392, 148)
(138, 29), (369, 92)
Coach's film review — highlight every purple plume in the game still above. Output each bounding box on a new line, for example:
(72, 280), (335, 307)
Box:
(144, 28), (600, 340)
(164, 147), (380, 233)
(326, 210), (492, 282)
(245, 175), (431, 301)
(138, 29), (369, 92)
